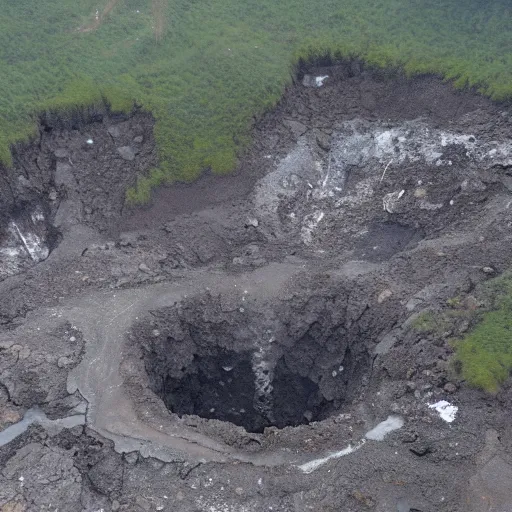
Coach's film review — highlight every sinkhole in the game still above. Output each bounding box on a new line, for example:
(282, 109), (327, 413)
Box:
(155, 349), (335, 433)
(141, 292), (375, 433)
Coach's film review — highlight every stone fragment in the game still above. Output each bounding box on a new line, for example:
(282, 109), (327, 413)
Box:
(383, 190), (405, 213)
(55, 162), (76, 188)
(377, 289), (393, 303)
(444, 382), (457, 394)
(460, 177), (486, 193)
(419, 199), (443, 210)
(409, 444), (432, 456)
(1, 501), (26, 512)
(135, 496), (151, 511)
(57, 356), (74, 368)
(414, 187), (427, 198)
(138, 263), (151, 273)
(315, 130), (331, 151)
(124, 452), (138, 464)
(302, 75), (315, 87)
(108, 126), (121, 138)
(18, 347), (31, 360)
(88, 455), (123, 495)
(0, 407), (22, 427)
(119, 233), (138, 247)
(401, 431), (418, 443)
(406, 381), (416, 392)
(17, 175), (31, 188)
(283, 119), (307, 138)
(482, 266), (495, 274)
(117, 146), (136, 161)
(133, 135), (144, 143)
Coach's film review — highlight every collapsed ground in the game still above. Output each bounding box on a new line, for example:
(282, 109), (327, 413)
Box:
(0, 63), (512, 511)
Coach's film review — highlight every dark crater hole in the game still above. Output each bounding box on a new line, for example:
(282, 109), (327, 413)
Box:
(140, 294), (375, 434)
(155, 349), (332, 433)
(354, 221), (424, 263)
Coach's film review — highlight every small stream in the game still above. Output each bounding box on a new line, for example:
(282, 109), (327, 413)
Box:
(0, 407), (85, 448)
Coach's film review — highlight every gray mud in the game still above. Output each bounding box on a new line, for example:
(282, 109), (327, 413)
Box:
(1, 62), (512, 511)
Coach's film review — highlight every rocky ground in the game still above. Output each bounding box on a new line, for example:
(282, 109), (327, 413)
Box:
(1, 62), (512, 511)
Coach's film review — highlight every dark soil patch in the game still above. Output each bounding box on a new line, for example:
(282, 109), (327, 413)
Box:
(138, 281), (393, 434)
(354, 221), (424, 262)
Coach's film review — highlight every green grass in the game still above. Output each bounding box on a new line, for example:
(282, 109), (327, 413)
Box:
(409, 276), (512, 393)
(454, 273), (512, 393)
(1, 0), (511, 201)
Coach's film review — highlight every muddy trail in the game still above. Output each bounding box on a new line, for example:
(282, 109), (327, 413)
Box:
(1, 62), (512, 512)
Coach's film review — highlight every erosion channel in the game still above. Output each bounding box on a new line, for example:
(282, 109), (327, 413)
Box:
(1, 62), (512, 511)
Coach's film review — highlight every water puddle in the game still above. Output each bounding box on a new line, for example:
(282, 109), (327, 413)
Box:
(0, 407), (85, 448)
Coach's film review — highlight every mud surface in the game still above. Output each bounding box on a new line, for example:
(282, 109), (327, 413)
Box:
(1, 62), (512, 511)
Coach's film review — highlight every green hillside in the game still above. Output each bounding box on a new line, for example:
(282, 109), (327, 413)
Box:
(1, 0), (511, 202)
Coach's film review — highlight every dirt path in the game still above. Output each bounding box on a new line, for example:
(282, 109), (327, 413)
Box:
(78, 0), (120, 33)
(78, 0), (166, 40)
(152, 0), (166, 41)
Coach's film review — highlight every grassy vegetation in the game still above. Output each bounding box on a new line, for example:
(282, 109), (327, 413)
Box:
(454, 273), (512, 393)
(1, 0), (511, 201)
(412, 273), (512, 393)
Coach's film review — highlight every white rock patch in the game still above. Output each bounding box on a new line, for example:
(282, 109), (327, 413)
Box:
(365, 415), (404, 441)
(0, 213), (50, 280)
(301, 210), (325, 244)
(315, 75), (329, 87)
(429, 400), (458, 423)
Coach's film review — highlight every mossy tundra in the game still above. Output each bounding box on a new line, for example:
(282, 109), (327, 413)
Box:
(1, 0), (511, 202)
